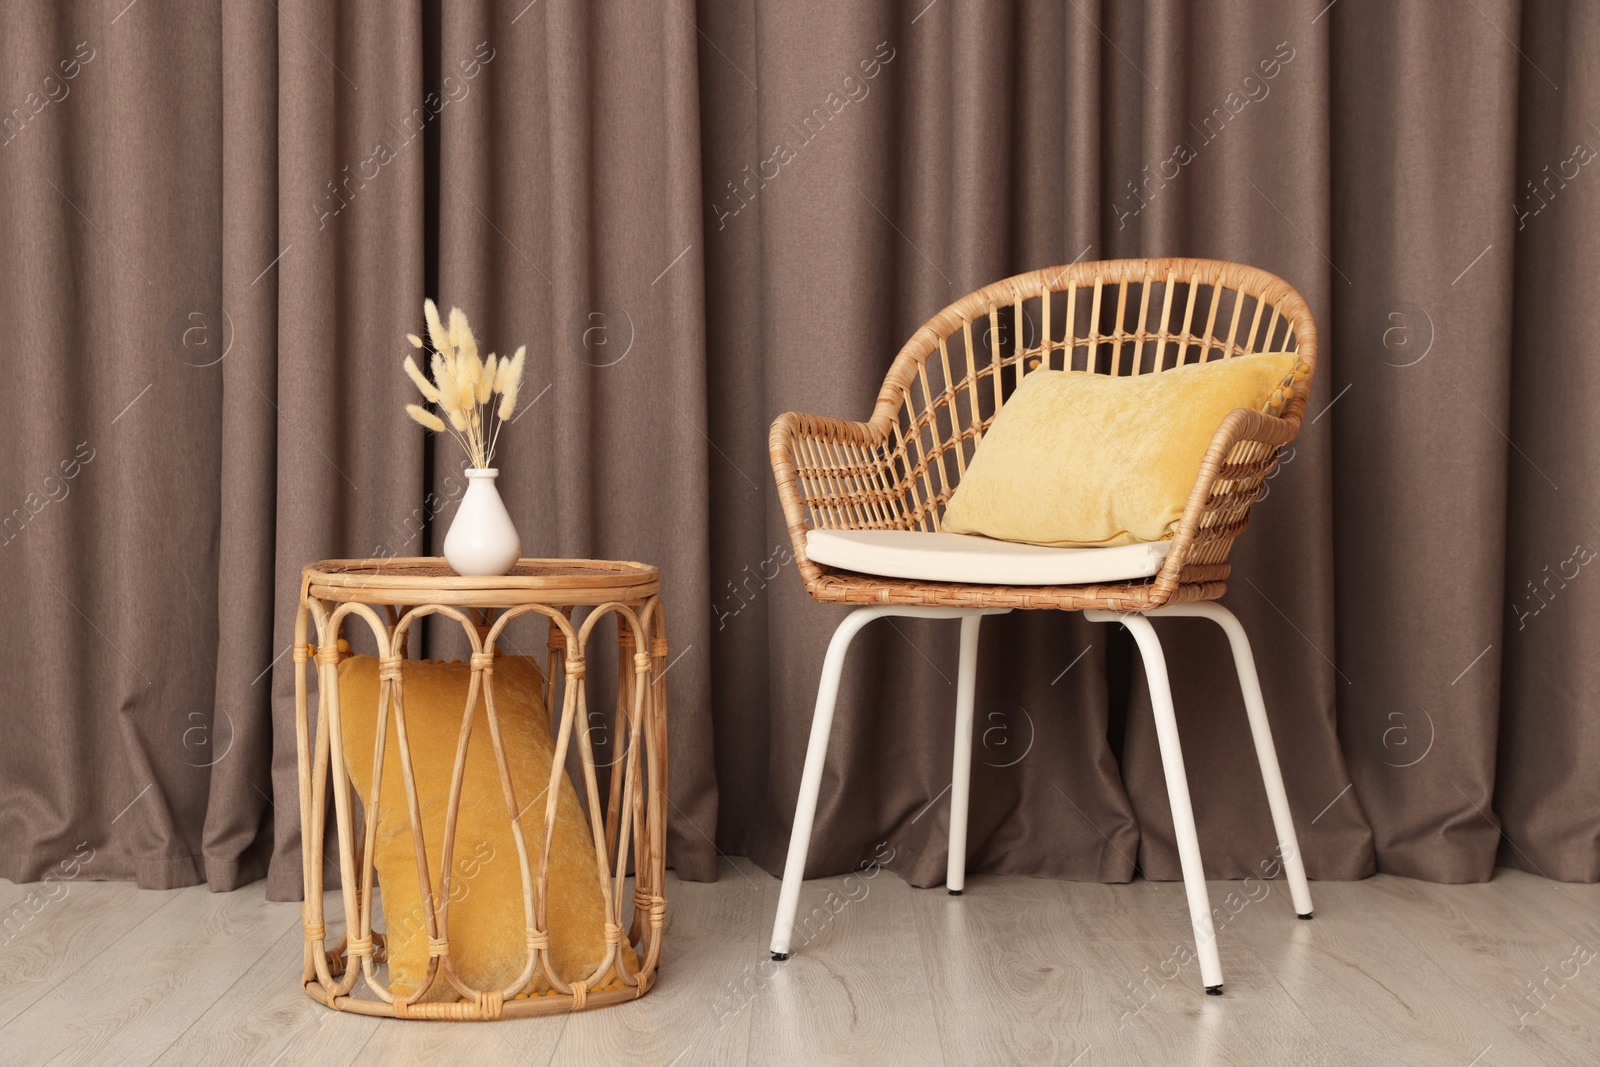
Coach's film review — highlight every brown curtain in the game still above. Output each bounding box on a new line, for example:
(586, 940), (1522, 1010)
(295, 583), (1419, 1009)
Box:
(1, 0), (1594, 900)
(0, 0), (718, 897)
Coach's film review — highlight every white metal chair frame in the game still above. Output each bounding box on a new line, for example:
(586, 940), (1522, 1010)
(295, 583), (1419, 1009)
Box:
(768, 602), (1313, 995)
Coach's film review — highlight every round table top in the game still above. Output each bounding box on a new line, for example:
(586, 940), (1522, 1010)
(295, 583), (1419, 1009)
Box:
(302, 557), (660, 607)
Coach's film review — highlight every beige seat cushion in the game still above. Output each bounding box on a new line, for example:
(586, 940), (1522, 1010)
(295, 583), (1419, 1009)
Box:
(805, 528), (1170, 585)
(941, 353), (1305, 547)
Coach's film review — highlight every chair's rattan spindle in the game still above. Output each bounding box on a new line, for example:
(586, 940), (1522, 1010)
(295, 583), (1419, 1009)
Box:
(1156, 268), (1177, 369)
(1264, 304), (1284, 352)
(858, 437), (904, 529)
(828, 438), (870, 529)
(987, 303), (1003, 414)
(834, 438), (880, 529)
(809, 436), (851, 528)
(1244, 295), (1267, 354)
(1133, 272), (1154, 371)
(1111, 275), (1130, 375)
(1088, 275), (1105, 372)
(1177, 272), (1201, 366)
(1222, 283), (1246, 358)
(961, 318), (985, 448)
(787, 434), (823, 528)
(887, 415), (931, 531)
(1012, 291), (1026, 387)
(912, 363), (952, 527)
(1202, 282), (1225, 361)
(795, 435), (842, 530)
(936, 337), (966, 477)
(837, 440), (881, 529)
(1040, 285), (1052, 368)
(1063, 281), (1078, 369)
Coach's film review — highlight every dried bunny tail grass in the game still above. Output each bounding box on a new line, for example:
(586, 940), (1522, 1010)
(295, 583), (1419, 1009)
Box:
(407, 300), (528, 469)
(433, 353), (470, 431)
(496, 346), (526, 420)
(447, 307), (466, 362)
(424, 299), (452, 358)
(478, 353), (498, 405)
(405, 404), (446, 432)
(450, 306), (480, 366)
(496, 384), (518, 421)
(403, 356), (441, 403)
(432, 352), (464, 402)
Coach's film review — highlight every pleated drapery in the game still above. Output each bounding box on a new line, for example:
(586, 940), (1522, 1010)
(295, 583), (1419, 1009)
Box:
(0, 0), (1595, 900)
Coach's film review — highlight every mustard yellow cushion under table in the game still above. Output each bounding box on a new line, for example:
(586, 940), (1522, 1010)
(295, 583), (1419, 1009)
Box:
(337, 653), (636, 1003)
(941, 352), (1304, 548)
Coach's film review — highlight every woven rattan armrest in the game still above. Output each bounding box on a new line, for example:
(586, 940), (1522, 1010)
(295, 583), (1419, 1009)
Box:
(770, 411), (894, 582)
(1148, 405), (1301, 605)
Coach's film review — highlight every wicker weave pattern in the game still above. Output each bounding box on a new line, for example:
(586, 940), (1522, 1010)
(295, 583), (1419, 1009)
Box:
(770, 259), (1317, 610)
(293, 558), (669, 1020)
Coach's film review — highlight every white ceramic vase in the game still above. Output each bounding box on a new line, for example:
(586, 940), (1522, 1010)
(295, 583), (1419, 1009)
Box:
(443, 468), (522, 576)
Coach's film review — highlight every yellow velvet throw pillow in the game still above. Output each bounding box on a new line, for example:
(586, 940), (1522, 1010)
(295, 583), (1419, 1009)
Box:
(941, 353), (1304, 547)
(337, 654), (636, 1002)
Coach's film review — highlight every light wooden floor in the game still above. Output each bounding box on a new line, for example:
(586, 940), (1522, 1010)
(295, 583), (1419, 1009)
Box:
(2, 860), (1597, 1066)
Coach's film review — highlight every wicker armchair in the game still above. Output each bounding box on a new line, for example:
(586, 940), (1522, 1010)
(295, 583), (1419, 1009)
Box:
(766, 258), (1319, 995)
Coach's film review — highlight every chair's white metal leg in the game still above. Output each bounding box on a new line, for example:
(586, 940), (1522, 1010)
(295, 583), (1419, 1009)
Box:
(1092, 609), (1224, 994)
(1152, 601), (1314, 919)
(771, 604), (1008, 961)
(770, 607), (887, 960)
(947, 614), (983, 895)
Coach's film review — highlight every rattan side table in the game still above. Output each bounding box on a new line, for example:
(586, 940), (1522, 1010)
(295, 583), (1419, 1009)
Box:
(294, 557), (669, 1020)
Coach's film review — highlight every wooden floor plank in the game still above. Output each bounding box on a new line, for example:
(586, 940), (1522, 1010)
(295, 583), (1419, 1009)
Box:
(551, 858), (765, 1067)
(151, 894), (381, 1067)
(0, 882), (180, 1031)
(1, 882), (298, 1066)
(2, 866), (1599, 1066)
(748, 858), (947, 1067)
(909, 872), (1343, 1067)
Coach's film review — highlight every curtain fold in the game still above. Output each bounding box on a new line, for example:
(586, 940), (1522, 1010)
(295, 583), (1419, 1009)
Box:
(1326, 0), (1521, 883)
(0, 0), (1593, 899)
(1499, 0), (1600, 882)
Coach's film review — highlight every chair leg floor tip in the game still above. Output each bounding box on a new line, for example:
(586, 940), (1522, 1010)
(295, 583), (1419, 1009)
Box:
(1205, 985), (1223, 996)
(771, 952), (788, 962)
(1297, 912), (1313, 920)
